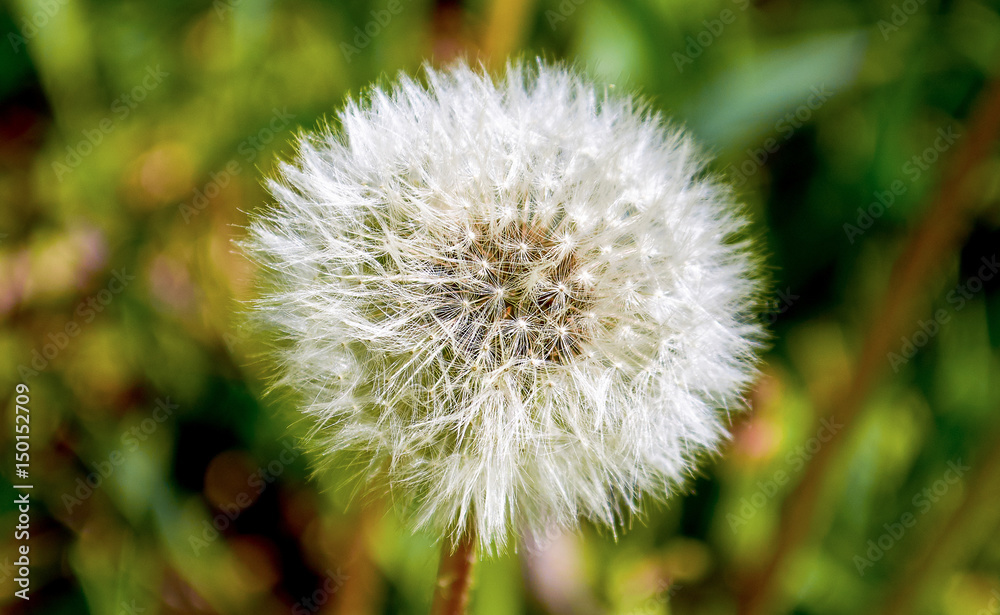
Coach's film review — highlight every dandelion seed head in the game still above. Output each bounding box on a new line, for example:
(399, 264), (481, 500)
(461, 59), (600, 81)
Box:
(243, 59), (764, 552)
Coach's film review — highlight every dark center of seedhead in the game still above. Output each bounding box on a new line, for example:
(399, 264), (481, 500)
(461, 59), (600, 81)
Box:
(428, 221), (598, 369)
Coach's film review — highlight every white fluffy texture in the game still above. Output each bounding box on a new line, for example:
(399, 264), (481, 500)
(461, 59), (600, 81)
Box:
(245, 60), (762, 552)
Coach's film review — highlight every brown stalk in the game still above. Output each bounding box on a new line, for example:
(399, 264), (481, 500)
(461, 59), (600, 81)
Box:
(431, 527), (478, 615)
(739, 77), (1000, 615)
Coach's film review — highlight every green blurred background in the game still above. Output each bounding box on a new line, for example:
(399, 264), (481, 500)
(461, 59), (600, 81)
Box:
(1, 0), (999, 613)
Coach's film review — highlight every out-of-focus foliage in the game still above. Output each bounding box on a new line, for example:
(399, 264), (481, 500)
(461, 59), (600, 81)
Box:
(0, 0), (998, 613)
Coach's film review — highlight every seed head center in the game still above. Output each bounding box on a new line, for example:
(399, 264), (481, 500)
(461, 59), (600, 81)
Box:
(430, 221), (596, 367)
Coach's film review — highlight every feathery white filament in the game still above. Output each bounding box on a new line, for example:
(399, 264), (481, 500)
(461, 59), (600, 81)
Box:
(244, 60), (763, 552)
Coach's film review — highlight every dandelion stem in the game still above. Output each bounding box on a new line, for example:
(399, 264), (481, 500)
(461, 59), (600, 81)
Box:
(431, 527), (477, 615)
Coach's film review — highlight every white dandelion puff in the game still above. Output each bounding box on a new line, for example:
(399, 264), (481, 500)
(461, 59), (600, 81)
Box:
(243, 59), (764, 552)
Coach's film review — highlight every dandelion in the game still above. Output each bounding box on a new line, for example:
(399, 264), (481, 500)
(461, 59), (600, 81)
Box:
(244, 59), (763, 610)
